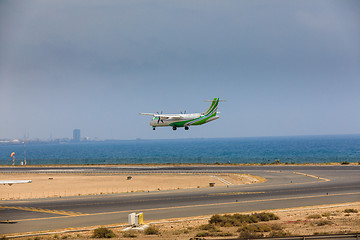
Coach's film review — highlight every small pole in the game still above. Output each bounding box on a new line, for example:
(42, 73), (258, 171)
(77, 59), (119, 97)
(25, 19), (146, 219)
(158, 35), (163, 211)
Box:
(10, 152), (16, 165)
(24, 137), (27, 165)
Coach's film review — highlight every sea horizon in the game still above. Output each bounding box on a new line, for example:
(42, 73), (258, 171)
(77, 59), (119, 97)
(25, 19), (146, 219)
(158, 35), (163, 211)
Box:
(2, 133), (360, 143)
(0, 134), (359, 165)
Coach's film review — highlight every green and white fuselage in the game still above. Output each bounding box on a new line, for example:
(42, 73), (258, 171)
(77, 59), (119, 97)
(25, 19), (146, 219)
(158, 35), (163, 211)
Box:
(140, 98), (221, 130)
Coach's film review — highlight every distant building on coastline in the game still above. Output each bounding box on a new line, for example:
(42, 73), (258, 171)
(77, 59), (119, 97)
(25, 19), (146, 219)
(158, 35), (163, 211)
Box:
(73, 129), (81, 142)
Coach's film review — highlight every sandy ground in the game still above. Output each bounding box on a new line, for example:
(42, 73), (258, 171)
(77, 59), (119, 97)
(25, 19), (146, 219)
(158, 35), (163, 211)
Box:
(0, 173), (264, 200)
(148, 203), (360, 239)
(5, 203), (359, 239)
(1, 172), (359, 239)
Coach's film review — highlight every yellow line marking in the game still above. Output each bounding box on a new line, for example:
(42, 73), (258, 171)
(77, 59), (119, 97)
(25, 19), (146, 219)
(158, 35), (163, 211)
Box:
(7, 202), (360, 237)
(209, 191), (266, 196)
(4, 183), (346, 212)
(0, 206), (82, 216)
(292, 171), (330, 181)
(0, 171), (329, 203)
(264, 170), (330, 182)
(11, 191), (360, 222)
(0, 171), (334, 216)
(65, 180), (342, 208)
(92, 191), (360, 215)
(15, 185), (336, 209)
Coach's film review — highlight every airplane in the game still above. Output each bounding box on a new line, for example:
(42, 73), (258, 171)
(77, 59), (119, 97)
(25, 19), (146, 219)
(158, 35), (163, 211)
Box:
(0, 180), (32, 186)
(139, 98), (223, 130)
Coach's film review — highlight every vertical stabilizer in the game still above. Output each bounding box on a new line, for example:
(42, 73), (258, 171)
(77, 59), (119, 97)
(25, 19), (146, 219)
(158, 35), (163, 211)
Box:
(204, 98), (219, 116)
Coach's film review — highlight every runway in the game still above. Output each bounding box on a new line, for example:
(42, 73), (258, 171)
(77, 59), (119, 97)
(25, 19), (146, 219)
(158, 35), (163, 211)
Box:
(0, 165), (359, 235)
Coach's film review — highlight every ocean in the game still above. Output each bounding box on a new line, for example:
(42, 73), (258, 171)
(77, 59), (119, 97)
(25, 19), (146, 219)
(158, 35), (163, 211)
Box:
(0, 135), (359, 165)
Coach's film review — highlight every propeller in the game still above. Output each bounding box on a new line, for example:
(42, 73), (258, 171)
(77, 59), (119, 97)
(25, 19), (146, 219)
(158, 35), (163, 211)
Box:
(157, 117), (164, 124)
(157, 111), (164, 124)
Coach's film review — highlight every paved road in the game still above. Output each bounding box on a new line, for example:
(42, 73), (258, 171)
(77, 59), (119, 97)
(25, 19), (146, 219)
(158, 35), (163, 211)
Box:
(0, 165), (359, 235)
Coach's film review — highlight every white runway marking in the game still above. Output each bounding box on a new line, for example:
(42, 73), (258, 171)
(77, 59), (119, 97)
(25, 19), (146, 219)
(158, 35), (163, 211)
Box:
(210, 175), (232, 185)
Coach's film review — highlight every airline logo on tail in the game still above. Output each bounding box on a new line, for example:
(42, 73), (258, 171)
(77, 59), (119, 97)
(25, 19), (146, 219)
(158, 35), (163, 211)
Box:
(139, 98), (224, 131)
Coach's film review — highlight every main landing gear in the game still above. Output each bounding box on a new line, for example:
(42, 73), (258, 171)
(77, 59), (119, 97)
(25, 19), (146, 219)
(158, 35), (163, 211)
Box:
(173, 126), (189, 131)
(153, 126), (189, 131)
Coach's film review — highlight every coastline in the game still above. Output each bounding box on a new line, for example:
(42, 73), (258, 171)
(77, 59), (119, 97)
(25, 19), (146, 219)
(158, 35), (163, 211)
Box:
(2, 135), (360, 165)
(1, 162), (359, 167)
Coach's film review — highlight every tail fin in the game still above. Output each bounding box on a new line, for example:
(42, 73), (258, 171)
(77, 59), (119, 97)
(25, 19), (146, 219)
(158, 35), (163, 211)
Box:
(204, 98), (219, 116)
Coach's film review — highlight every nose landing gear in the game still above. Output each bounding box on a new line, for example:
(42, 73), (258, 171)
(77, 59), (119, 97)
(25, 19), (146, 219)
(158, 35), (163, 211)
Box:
(153, 127), (156, 130)
(172, 126), (177, 131)
(185, 126), (189, 130)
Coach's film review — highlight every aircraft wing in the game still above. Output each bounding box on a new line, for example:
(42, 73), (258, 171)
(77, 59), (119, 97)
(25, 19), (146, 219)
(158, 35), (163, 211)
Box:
(156, 114), (183, 120)
(139, 113), (183, 120)
(139, 113), (155, 116)
(0, 180), (32, 186)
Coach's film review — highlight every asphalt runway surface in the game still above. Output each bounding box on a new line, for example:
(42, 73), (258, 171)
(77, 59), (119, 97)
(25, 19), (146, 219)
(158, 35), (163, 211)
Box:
(0, 165), (359, 235)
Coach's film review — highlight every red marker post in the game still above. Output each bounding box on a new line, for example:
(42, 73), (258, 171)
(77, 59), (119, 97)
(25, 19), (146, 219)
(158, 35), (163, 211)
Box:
(10, 152), (15, 166)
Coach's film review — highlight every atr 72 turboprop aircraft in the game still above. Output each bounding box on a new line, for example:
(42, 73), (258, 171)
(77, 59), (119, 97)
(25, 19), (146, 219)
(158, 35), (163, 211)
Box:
(140, 98), (223, 130)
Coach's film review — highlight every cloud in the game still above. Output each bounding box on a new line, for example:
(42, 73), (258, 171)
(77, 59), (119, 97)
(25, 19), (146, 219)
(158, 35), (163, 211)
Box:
(0, 0), (359, 139)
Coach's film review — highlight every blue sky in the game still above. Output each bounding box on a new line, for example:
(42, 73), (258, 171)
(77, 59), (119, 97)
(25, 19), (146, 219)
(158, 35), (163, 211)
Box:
(0, 0), (359, 140)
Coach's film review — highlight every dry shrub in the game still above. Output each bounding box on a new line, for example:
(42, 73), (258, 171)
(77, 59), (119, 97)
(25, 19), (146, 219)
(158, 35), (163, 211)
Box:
(144, 226), (160, 235)
(321, 212), (331, 217)
(270, 223), (283, 230)
(238, 223), (272, 233)
(268, 230), (290, 237)
(238, 230), (263, 239)
(122, 230), (137, 238)
(314, 219), (332, 226)
(307, 214), (322, 219)
(198, 223), (220, 232)
(92, 227), (116, 238)
(344, 208), (358, 213)
(209, 212), (279, 227)
(195, 231), (210, 237)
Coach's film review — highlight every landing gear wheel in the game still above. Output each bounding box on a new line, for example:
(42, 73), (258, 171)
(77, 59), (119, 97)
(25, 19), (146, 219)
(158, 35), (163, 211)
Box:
(185, 126), (189, 130)
(172, 126), (177, 131)
(153, 127), (156, 130)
